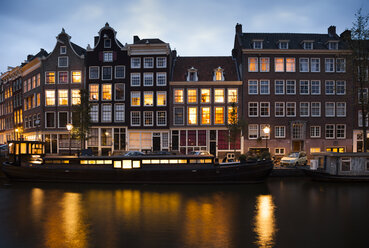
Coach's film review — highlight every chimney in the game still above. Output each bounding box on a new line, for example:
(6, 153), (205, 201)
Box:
(133, 35), (140, 44)
(27, 54), (33, 61)
(236, 23), (242, 34)
(328, 26), (336, 37)
(340, 30), (352, 41)
(94, 36), (99, 46)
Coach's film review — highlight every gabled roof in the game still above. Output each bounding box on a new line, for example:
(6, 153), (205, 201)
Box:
(172, 56), (239, 81)
(71, 42), (86, 56)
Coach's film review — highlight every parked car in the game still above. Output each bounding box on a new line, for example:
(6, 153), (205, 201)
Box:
(123, 151), (145, 156)
(188, 151), (211, 156)
(280, 152), (307, 167)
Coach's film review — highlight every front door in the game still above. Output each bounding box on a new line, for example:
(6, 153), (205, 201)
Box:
(210, 141), (216, 156)
(153, 136), (161, 151)
(292, 141), (303, 152)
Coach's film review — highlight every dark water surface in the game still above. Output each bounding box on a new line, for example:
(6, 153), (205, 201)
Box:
(0, 178), (369, 248)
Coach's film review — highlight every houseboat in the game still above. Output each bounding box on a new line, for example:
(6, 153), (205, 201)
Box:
(1, 141), (273, 184)
(304, 152), (369, 182)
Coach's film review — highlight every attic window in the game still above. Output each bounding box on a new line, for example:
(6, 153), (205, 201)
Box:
(187, 67), (198, 82)
(214, 67), (224, 81)
(253, 40), (263, 49)
(328, 41), (338, 50)
(278, 41), (289, 49)
(104, 38), (111, 48)
(303, 42), (313, 50)
(60, 46), (66, 54)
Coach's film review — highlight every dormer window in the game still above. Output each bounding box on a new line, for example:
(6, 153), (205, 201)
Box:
(328, 41), (338, 50)
(303, 41), (313, 50)
(278, 41), (289, 49)
(104, 38), (111, 48)
(253, 40), (263, 49)
(187, 67), (198, 82)
(214, 67), (224, 81)
(60, 46), (66, 54)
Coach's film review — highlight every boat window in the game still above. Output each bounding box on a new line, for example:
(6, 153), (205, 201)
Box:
(132, 161), (140, 168)
(179, 159), (187, 164)
(123, 160), (132, 169)
(205, 159), (212, 163)
(45, 160), (54, 164)
(114, 161), (122, 168)
(189, 159), (197, 164)
(341, 157), (351, 171)
(21, 143), (27, 154)
(169, 160), (178, 164)
(142, 160), (151, 164)
(80, 160), (88, 164)
(96, 160), (104, 164)
(105, 160), (112, 164)
(160, 159), (169, 164)
(88, 160), (96, 164)
(62, 160), (69, 164)
(151, 160), (160, 164)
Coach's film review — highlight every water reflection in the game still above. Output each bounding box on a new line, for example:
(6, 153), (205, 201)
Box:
(254, 195), (277, 248)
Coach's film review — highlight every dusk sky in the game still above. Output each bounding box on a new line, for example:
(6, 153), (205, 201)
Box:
(0, 0), (368, 73)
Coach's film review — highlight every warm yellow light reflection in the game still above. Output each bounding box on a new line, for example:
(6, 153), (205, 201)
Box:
(254, 195), (277, 248)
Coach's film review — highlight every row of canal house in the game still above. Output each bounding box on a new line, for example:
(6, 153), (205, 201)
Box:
(0, 23), (364, 159)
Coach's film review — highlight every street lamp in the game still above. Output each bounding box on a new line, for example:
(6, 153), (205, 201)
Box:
(15, 128), (19, 141)
(66, 123), (73, 155)
(263, 125), (270, 151)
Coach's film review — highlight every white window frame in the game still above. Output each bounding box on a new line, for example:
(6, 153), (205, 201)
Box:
(114, 104), (125, 122)
(131, 57), (141, 68)
(131, 111), (141, 126)
(143, 91), (153, 107)
(275, 126), (286, 138)
(336, 102), (346, 117)
(143, 111), (154, 126)
(303, 42), (313, 50)
(58, 56), (68, 67)
(248, 80), (258, 95)
(156, 57), (167, 68)
(131, 91), (141, 107)
(114, 83), (125, 101)
(156, 72), (167, 86)
(102, 66), (112, 80)
(325, 80), (335, 95)
(325, 124), (335, 139)
(157, 91), (167, 106)
(103, 51), (113, 62)
(275, 57), (285, 72)
(310, 126), (321, 138)
(299, 58), (309, 72)
(311, 58), (320, 72)
(286, 102), (296, 117)
(275, 102), (285, 117)
(336, 124), (346, 139)
(286, 80), (296, 95)
(143, 73), (154, 86)
(325, 102), (335, 117)
(90, 104), (99, 123)
(156, 111), (167, 126)
(101, 104), (112, 123)
(311, 80), (321, 95)
(143, 57), (154, 68)
(115, 65), (125, 79)
(336, 81), (346, 95)
(248, 57), (258, 72)
(248, 102), (258, 117)
(336, 58), (346, 72)
(260, 102), (270, 117)
(286, 58), (296, 72)
(253, 40), (263, 49)
(248, 124), (259, 139)
(311, 102), (321, 117)
(89, 66), (99, 79)
(260, 80), (270, 95)
(130, 73), (141, 86)
(58, 71), (69, 84)
(300, 102), (310, 117)
(60, 46), (67, 54)
(325, 58), (335, 72)
(300, 80), (309, 95)
(260, 57), (270, 72)
(275, 80), (284, 95)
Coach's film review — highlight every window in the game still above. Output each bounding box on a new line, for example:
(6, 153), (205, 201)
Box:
(45, 90), (55, 106)
(279, 41), (288, 49)
(303, 42), (313, 50)
(336, 58), (346, 72)
(248, 57), (258, 72)
(157, 57), (167, 68)
(249, 102), (258, 117)
(115, 104), (125, 122)
(60, 46), (66, 54)
(131, 92), (141, 106)
(214, 107), (224, 124)
(228, 89), (238, 103)
(71, 71), (81, 83)
(311, 80), (321, 95)
(131, 57), (141, 68)
(300, 80), (309, 95)
(260, 80), (270, 95)
(46, 72), (55, 84)
(275, 148), (286, 155)
(157, 92), (166, 106)
(201, 89), (211, 103)
(325, 58), (335, 72)
(286, 102), (296, 117)
(311, 102), (321, 117)
(102, 84), (112, 101)
(58, 90), (68, 106)
(89, 84), (99, 101)
(275, 126), (286, 138)
(187, 68), (198, 81)
(275, 80), (284, 95)
(72, 90), (80, 105)
(143, 91), (153, 106)
(90, 105), (99, 123)
(46, 112), (55, 128)
(115, 83), (125, 101)
(58, 71), (68, 84)
(299, 58), (309, 72)
(174, 107), (184, 125)
(214, 67), (224, 81)
(328, 42), (338, 50)
(37, 93), (41, 106)
(144, 57), (154, 68)
(115, 66), (125, 79)
(131, 111), (140, 126)
(144, 111), (153, 126)
(58, 112), (68, 128)
(89, 67), (99, 79)
(143, 73), (154, 86)
(156, 72), (167, 86)
(201, 107), (211, 125)
(310, 126), (321, 138)
(260, 102), (270, 117)
(325, 80), (335, 95)
(260, 57), (270, 72)
(336, 102), (346, 117)
(174, 89), (184, 103)
(157, 111), (166, 126)
(358, 111), (369, 127)
(103, 52), (113, 62)
(228, 106), (237, 124)
(336, 81), (346, 95)
(248, 124), (258, 139)
(300, 102), (309, 117)
(286, 80), (296, 94)
(214, 89), (224, 103)
(187, 89), (197, 103)
(188, 107), (197, 125)
(253, 40), (263, 49)
(275, 58), (284, 72)
(325, 102), (335, 117)
(311, 58), (320, 72)
(275, 102), (285, 117)
(58, 57), (68, 67)
(131, 73), (140, 86)
(325, 124), (335, 139)
(286, 58), (295, 72)
(102, 67), (112, 80)
(37, 74), (40, 87)
(260, 124), (270, 139)
(248, 80), (258, 95)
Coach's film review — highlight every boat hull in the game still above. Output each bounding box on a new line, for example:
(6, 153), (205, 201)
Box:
(1, 161), (273, 184)
(303, 169), (369, 182)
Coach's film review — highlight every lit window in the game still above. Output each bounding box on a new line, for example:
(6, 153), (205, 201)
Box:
(115, 104), (125, 122)
(131, 58), (141, 68)
(275, 58), (284, 72)
(131, 92), (141, 106)
(102, 67), (112, 80)
(157, 57), (167, 68)
(188, 107), (197, 125)
(156, 72), (167, 86)
(102, 84), (112, 101)
(187, 89), (197, 103)
(201, 89), (210, 103)
(248, 57), (258, 72)
(58, 90), (68, 106)
(115, 66), (125, 79)
(214, 89), (224, 103)
(311, 58), (320, 72)
(157, 111), (167, 126)
(201, 107), (211, 125)
(45, 90), (55, 106)
(58, 71), (68, 84)
(103, 52), (113, 62)
(174, 89), (184, 103)
(72, 90), (80, 105)
(157, 92), (166, 106)
(228, 89), (238, 102)
(144, 91), (153, 106)
(45, 72), (55, 84)
(228, 106), (237, 124)
(260, 57), (270, 72)
(131, 112), (140, 126)
(37, 74), (40, 87)
(286, 58), (295, 72)
(143, 73), (154, 86)
(214, 107), (224, 124)
(131, 73), (140, 86)
(144, 111), (153, 126)
(72, 71), (81, 83)
(89, 67), (99, 79)
(144, 57), (154, 68)
(214, 67), (224, 81)
(89, 84), (99, 101)
(36, 93), (41, 106)
(115, 83), (125, 101)
(58, 57), (68, 67)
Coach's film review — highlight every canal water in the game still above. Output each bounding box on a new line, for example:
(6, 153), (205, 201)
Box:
(0, 178), (369, 248)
